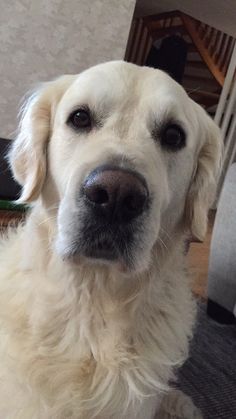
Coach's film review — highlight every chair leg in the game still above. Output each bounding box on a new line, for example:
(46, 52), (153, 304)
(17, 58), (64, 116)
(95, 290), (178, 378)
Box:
(207, 299), (236, 324)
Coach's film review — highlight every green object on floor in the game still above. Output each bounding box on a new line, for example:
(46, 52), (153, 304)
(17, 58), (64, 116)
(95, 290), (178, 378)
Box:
(0, 199), (28, 212)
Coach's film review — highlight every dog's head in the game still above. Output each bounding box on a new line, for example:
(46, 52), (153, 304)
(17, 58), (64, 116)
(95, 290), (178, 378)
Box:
(9, 61), (222, 273)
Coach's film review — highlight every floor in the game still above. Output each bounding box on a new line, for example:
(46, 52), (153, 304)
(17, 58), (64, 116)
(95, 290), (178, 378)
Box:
(188, 211), (215, 299)
(178, 301), (236, 419)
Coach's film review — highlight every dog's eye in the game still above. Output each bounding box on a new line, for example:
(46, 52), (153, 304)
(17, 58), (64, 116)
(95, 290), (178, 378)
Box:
(161, 124), (186, 150)
(67, 109), (91, 130)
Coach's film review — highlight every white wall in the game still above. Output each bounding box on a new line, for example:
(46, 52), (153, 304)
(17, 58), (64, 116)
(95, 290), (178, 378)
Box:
(0, 0), (135, 137)
(136, 0), (236, 38)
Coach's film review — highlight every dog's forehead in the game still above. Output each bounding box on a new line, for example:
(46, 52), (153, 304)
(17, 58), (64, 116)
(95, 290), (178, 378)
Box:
(60, 61), (189, 110)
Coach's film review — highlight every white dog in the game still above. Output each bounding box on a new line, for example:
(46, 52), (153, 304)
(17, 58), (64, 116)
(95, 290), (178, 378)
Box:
(0, 61), (222, 418)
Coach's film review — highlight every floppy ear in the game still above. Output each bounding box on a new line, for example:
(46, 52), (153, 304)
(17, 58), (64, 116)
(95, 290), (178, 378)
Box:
(9, 75), (74, 203)
(185, 104), (223, 242)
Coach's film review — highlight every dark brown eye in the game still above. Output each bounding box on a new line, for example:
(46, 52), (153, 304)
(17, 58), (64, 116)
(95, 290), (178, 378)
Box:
(68, 109), (91, 130)
(161, 124), (186, 150)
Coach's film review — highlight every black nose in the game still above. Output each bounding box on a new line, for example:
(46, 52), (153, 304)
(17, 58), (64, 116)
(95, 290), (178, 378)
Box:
(82, 166), (148, 223)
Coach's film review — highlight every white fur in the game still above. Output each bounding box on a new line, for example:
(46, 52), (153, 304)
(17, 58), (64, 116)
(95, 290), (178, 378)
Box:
(0, 61), (222, 418)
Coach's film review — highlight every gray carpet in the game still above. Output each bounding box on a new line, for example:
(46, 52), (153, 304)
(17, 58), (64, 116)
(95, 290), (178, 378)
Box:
(178, 302), (236, 419)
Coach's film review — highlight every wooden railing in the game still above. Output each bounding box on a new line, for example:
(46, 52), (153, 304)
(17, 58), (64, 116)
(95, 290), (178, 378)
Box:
(125, 11), (183, 66)
(181, 13), (234, 86)
(125, 11), (235, 88)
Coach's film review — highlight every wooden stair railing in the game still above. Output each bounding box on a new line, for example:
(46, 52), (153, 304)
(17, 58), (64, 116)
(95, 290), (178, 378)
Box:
(125, 11), (235, 88)
(180, 13), (234, 87)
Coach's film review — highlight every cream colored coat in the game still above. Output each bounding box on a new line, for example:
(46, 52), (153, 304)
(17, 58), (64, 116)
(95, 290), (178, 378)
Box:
(0, 62), (222, 419)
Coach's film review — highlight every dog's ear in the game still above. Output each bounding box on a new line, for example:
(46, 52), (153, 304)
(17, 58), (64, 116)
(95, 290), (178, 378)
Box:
(185, 104), (223, 242)
(9, 75), (74, 203)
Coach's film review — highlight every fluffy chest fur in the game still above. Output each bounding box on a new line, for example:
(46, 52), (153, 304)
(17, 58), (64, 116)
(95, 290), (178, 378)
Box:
(0, 223), (195, 419)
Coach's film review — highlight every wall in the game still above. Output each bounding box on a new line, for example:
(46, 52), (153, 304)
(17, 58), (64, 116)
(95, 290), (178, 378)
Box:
(0, 0), (135, 137)
(136, 0), (236, 38)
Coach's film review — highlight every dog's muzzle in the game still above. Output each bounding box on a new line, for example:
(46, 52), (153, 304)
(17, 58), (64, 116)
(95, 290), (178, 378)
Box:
(78, 165), (149, 263)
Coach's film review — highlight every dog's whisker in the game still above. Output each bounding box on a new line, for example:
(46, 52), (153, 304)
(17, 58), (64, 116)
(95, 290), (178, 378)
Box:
(37, 215), (57, 226)
(46, 204), (60, 212)
(158, 236), (168, 251)
(160, 227), (173, 247)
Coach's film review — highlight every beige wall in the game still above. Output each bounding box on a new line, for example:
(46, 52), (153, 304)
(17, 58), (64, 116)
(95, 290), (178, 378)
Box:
(0, 0), (135, 137)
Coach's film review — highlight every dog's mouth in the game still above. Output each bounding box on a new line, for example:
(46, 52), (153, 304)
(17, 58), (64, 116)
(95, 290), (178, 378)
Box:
(56, 211), (152, 272)
(83, 237), (118, 261)
(76, 223), (135, 267)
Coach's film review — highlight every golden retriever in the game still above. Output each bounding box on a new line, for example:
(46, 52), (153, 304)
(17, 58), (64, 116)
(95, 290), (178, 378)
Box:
(0, 61), (222, 418)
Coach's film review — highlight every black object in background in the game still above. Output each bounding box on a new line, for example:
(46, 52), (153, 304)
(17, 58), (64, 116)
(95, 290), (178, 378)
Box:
(145, 35), (188, 84)
(0, 138), (22, 200)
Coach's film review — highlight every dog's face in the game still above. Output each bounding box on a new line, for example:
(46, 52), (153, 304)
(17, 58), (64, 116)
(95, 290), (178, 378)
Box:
(10, 61), (222, 273)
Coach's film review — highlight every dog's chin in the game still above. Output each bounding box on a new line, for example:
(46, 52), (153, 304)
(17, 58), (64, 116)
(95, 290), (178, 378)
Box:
(83, 240), (118, 261)
(63, 251), (134, 275)
(56, 237), (139, 274)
